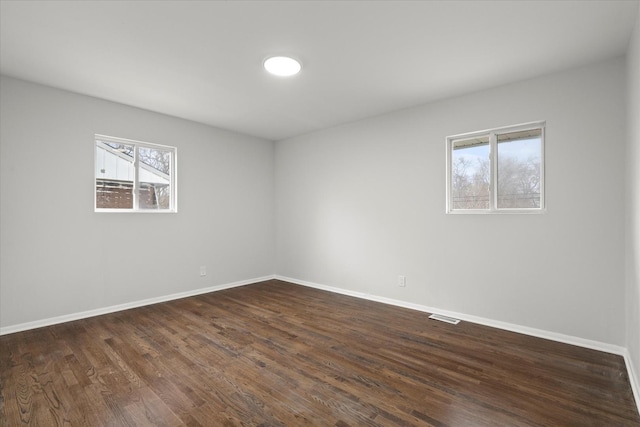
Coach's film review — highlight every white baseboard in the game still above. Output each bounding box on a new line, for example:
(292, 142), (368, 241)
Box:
(624, 348), (640, 414)
(275, 275), (625, 355)
(2, 274), (638, 415)
(0, 275), (276, 336)
(276, 274), (639, 413)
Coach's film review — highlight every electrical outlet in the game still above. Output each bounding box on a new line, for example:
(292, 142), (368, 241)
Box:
(398, 275), (406, 287)
(200, 266), (207, 276)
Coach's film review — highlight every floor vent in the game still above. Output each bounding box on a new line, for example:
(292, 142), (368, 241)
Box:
(428, 314), (461, 325)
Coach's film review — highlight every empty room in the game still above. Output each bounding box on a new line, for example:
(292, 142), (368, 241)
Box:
(1, 0), (640, 425)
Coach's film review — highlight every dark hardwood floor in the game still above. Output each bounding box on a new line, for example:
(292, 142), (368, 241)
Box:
(1, 279), (638, 426)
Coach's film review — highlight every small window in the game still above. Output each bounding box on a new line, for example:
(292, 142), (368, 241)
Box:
(446, 122), (544, 213)
(95, 135), (177, 212)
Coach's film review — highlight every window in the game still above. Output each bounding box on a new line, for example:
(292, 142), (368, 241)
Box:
(95, 135), (177, 212)
(446, 122), (544, 213)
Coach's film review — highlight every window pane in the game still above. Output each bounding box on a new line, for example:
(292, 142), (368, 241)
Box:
(451, 136), (490, 210)
(96, 141), (135, 209)
(497, 129), (542, 209)
(138, 146), (172, 210)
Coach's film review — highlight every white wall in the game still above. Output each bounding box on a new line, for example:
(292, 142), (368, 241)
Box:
(0, 76), (275, 329)
(626, 5), (640, 397)
(0, 55), (633, 355)
(276, 58), (627, 346)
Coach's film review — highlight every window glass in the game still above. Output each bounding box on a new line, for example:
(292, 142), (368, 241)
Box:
(451, 136), (490, 210)
(95, 136), (176, 212)
(96, 141), (135, 209)
(447, 122), (544, 213)
(138, 146), (172, 210)
(497, 130), (542, 209)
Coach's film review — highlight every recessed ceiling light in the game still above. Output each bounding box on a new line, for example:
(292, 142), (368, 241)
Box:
(264, 56), (301, 77)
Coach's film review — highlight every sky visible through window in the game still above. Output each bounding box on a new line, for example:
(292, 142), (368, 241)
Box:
(451, 134), (542, 210)
(453, 136), (541, 176)
(453, 137), (541, 181)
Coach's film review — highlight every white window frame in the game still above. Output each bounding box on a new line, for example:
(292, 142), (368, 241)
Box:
(95, 134), (178, 213)
(446, 121), (545, 214)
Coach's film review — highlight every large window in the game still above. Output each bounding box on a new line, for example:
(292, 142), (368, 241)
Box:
(95, 135), (177, 212)
(446, 122), (544, 213)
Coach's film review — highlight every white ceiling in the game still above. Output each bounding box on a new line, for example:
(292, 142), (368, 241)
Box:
(1, 0), (638, 141)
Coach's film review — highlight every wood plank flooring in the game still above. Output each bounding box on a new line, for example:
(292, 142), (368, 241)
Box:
(1, 279), (639, 426)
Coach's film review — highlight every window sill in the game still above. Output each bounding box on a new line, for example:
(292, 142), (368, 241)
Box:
(446, 208), (546, 215)
(94, 209), (178, 214)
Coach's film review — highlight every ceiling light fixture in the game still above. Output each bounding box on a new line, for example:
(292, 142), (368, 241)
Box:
(264, 56), (301, 77)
